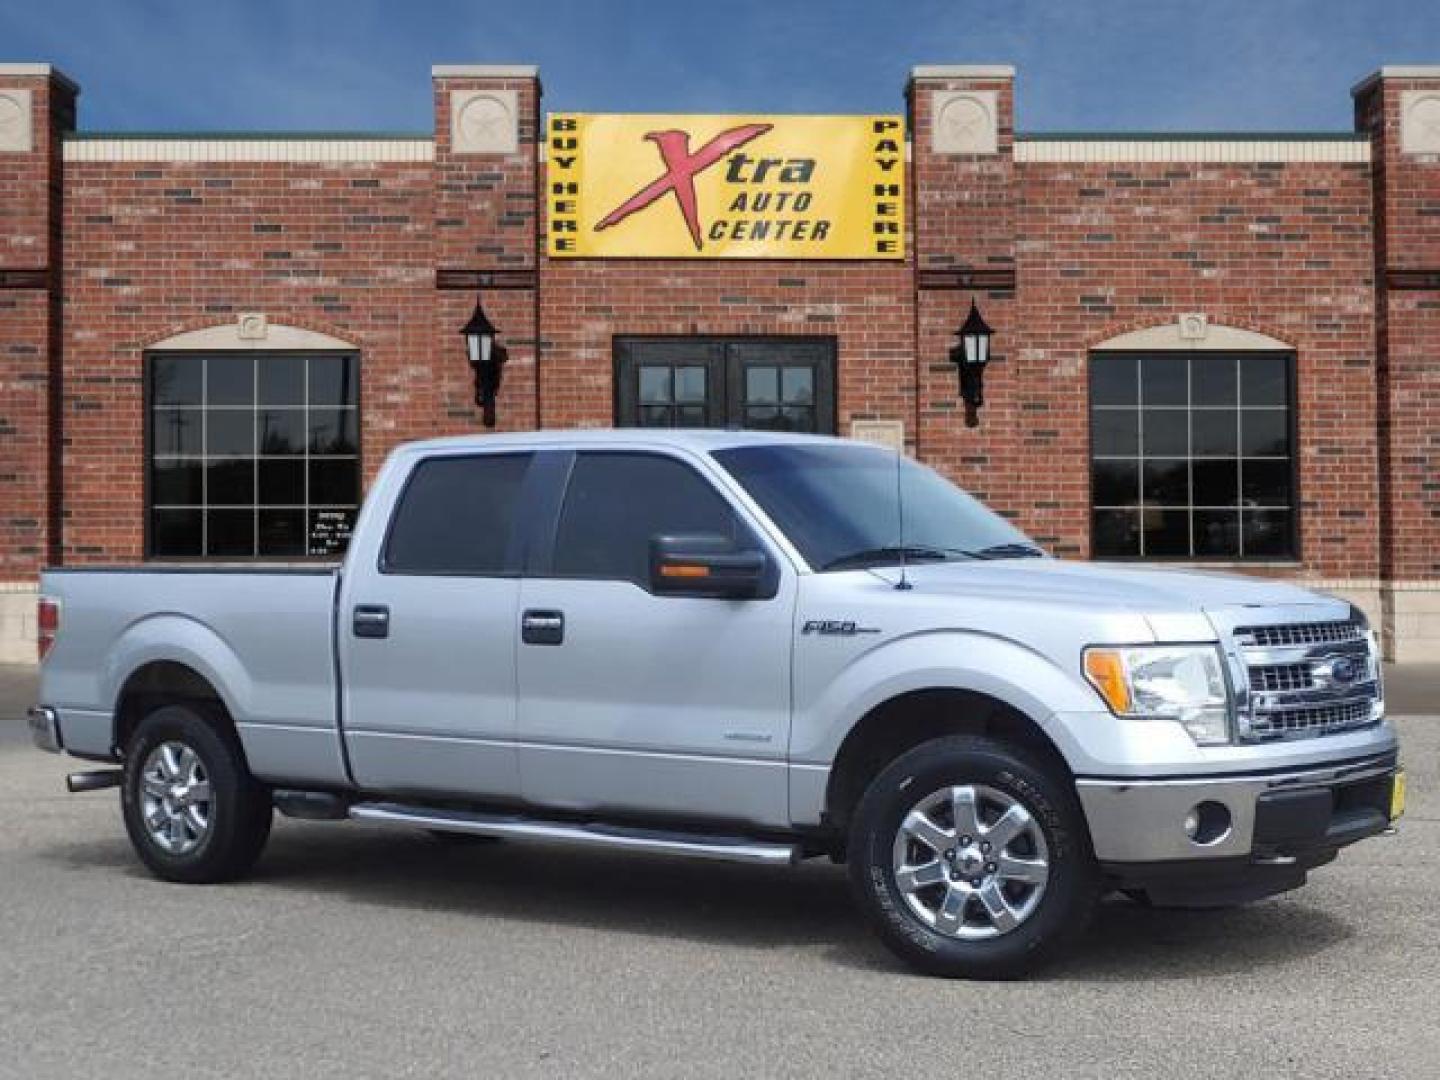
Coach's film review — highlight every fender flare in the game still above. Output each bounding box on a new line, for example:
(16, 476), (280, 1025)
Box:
(101, 613), (252, 734)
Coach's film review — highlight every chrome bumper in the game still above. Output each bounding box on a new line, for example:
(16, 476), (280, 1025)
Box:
(26, 706), (63, 754)
(1076, 752), (1398, 864)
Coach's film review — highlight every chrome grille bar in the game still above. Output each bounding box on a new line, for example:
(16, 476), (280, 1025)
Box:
(1230, 618), (1382, 742)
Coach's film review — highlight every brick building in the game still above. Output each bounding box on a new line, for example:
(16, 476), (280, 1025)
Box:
(0, 61), (1437, 661)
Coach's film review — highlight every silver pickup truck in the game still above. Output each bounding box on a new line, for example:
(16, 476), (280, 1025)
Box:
(28, 430), (1403, 978)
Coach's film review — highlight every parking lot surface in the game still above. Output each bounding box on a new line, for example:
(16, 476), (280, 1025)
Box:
(1, 663), (1435, 1079)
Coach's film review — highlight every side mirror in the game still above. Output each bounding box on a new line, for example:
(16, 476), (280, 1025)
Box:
(649, 534), (771, 600)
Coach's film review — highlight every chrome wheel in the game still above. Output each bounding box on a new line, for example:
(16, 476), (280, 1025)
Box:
(139, 741), (213, 856)
(891, 783), (1049, 941)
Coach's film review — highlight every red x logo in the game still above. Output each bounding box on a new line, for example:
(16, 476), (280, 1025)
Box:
(595, 123), (773, 251)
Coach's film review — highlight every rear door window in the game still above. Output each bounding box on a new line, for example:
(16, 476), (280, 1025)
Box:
(384, 453), (533, 575)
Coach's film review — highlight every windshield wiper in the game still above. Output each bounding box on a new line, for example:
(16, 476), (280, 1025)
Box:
(822, 545), (966, 571)
(961, 542), (1047, 560)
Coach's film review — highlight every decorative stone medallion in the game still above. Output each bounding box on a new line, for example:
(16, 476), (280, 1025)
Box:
(0, 89), (33, 153)
(932, 90), (998, 155)
(1400, 91), (1440, 155)
(850, 419), (906, 452)
(237, 313), (269, 341)
(1178, 313), (1209, 341)
(451, 89), (519, 155)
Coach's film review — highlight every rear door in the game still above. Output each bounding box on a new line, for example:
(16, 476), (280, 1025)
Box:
(338, 451), (537, 798)
(515, 448), (796, 826)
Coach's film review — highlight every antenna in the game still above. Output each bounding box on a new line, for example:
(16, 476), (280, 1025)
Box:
(894, 446), (912, 591)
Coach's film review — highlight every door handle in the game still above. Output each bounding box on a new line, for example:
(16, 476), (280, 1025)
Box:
(521, 609), (565, 646)
(353, 604), (390, 639)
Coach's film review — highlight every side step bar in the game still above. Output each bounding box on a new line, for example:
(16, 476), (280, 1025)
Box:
(349, 802), (802, 867)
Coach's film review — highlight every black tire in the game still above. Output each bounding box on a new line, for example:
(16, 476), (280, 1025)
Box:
(847, 735), (1099, 979)
(120, 703), (273, 884)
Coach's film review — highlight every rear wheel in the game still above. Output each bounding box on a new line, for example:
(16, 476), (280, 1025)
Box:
(121, 704), (272, 883)
(847, 735), (1099, 979)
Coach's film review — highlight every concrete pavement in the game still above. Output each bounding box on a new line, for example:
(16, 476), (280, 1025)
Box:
(1, 664), (1435, 1079)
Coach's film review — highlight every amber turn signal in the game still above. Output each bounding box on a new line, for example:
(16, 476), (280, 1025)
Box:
(659, 563), (710, 579)
(1083, 648), (1131, 714)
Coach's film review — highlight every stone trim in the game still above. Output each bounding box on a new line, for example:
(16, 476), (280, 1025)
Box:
(911, 65), (1015, 80)
(1092, 321), (1293, 352)
(1015, 138), (1370, 163)
(62, 138), (434, 163)
(431, 64), (539, 79)
(146, 320), (358, 351)
(0, 62), (79, 92)
(1351, 66), (1440, 96)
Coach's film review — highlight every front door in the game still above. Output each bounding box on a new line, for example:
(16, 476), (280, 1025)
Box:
(615, 337), (836, 433)
(515, 447), (796, 827)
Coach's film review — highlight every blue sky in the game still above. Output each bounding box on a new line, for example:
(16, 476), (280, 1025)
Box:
(2, 0), (1436, 133)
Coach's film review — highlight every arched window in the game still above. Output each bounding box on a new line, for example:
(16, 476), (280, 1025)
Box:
(1088, 324), (1296, 560)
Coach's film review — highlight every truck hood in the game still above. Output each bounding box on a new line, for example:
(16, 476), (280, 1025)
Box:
(892, 558), (1341, 621)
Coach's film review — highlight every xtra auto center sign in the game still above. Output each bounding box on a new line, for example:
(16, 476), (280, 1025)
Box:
(546, 114), (905, 259)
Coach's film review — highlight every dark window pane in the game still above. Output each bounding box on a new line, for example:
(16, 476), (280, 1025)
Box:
(781, 406), (813, 432)
(1194, 510), (1241, 557)
(1143, 509), (1190, 556)
(639, 366), (671, 404)
(746, 367), (779, 405)
(384, 454), (531, 574)
(309, 409), (357, 455)
(1244, 510), (1293, 557)
(308, 355), (356, 409)
(153, 410), (202, 456)
(258, 459), (305, 505)
(1090, 355), (1138, 407)
(151, 357), (203, 408)
(206, 356), (254, 407)
(1240, 355), (1289, 407)
(746, 406), (783, 430)
(782, 367), (814, 405)
(257, 409), (305, 456)
(1092, 459), (1139, 506)
(1141, 410), (1188, 457)
(1241, 459), (1291, 506)
(675, 366), (707, 403)
(1191, 356), (1237, 408)
(207, 460), (254, 505)
(1091, 410), (1139, 456)
(1092, 509), (1140, 557)
(309, 459), (358, 505)
(151, 460), (203, 505)
(1140, 356), (1187, 406)
(308, 508), (356, 558)
(257, 357), (305, 406)
(206, 509), (254, 557)
(1193, 459), (1239, 507)
(554, 453), (744, 585)
(258, 509), (307, 556)
(1241, 411), (1289, 457)
(638, 405), (671, 427)
(151, 509), (202, 556)
(676, 405), (707, 426)
(206, 410), (254, 456)
(1142, 459), (1189, 506)
(1191, 410), (1237, 457)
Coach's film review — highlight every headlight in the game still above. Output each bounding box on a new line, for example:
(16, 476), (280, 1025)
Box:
(1083, 645), (1231, 746)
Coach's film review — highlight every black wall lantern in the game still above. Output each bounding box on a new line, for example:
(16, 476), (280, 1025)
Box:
(948, 299), (994, 428)
(461, 294), (507, 428)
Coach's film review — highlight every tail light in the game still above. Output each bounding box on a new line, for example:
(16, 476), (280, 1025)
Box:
(37, 596), (59, 662)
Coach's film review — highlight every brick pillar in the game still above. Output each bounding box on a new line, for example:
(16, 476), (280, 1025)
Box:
(1355, 66), (1440, 660)
(430, 65), (541, 434)
(0, 65), (75, 657)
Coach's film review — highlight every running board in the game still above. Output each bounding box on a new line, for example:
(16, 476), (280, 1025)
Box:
(348, 802), (802, 867)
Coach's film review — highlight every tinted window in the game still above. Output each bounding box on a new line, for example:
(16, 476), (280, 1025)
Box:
(552, 453), (746, 585)
(385, 454), (532, 574)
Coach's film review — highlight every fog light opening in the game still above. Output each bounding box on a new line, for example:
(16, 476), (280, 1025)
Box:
(1184, 801), (1232, 846)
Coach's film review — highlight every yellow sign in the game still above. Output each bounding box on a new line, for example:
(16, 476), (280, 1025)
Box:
(547, 113), (905, 259)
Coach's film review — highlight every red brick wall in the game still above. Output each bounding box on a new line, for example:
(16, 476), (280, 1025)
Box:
(0, 72), (73, 578)
(1357, 75), (1440, 582)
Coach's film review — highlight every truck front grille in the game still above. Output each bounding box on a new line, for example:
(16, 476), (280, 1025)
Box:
(1232, 619), (1381, 742)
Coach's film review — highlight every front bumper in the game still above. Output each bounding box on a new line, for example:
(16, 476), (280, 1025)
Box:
(1076, 750), (1399, 867)
(27, 705), (63, 753)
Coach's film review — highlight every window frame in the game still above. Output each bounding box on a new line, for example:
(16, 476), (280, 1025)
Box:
(1086, 348), (1301, 563)
(143, 349), (362, 562)
(529, 447), (782, 594)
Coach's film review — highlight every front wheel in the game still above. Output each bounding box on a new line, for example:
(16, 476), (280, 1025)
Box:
(120, 704), (273, 884)
(847, 735), (1099, 979)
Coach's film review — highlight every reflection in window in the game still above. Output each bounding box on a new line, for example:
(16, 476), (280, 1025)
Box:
(1090, 352), (1294, 559)
(147, 353), (360, 559)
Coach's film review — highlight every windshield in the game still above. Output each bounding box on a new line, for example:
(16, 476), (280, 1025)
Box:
(713, 443), (1043, 571)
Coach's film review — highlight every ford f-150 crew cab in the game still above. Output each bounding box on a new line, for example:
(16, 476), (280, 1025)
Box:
(28, 430), (1404, 978)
